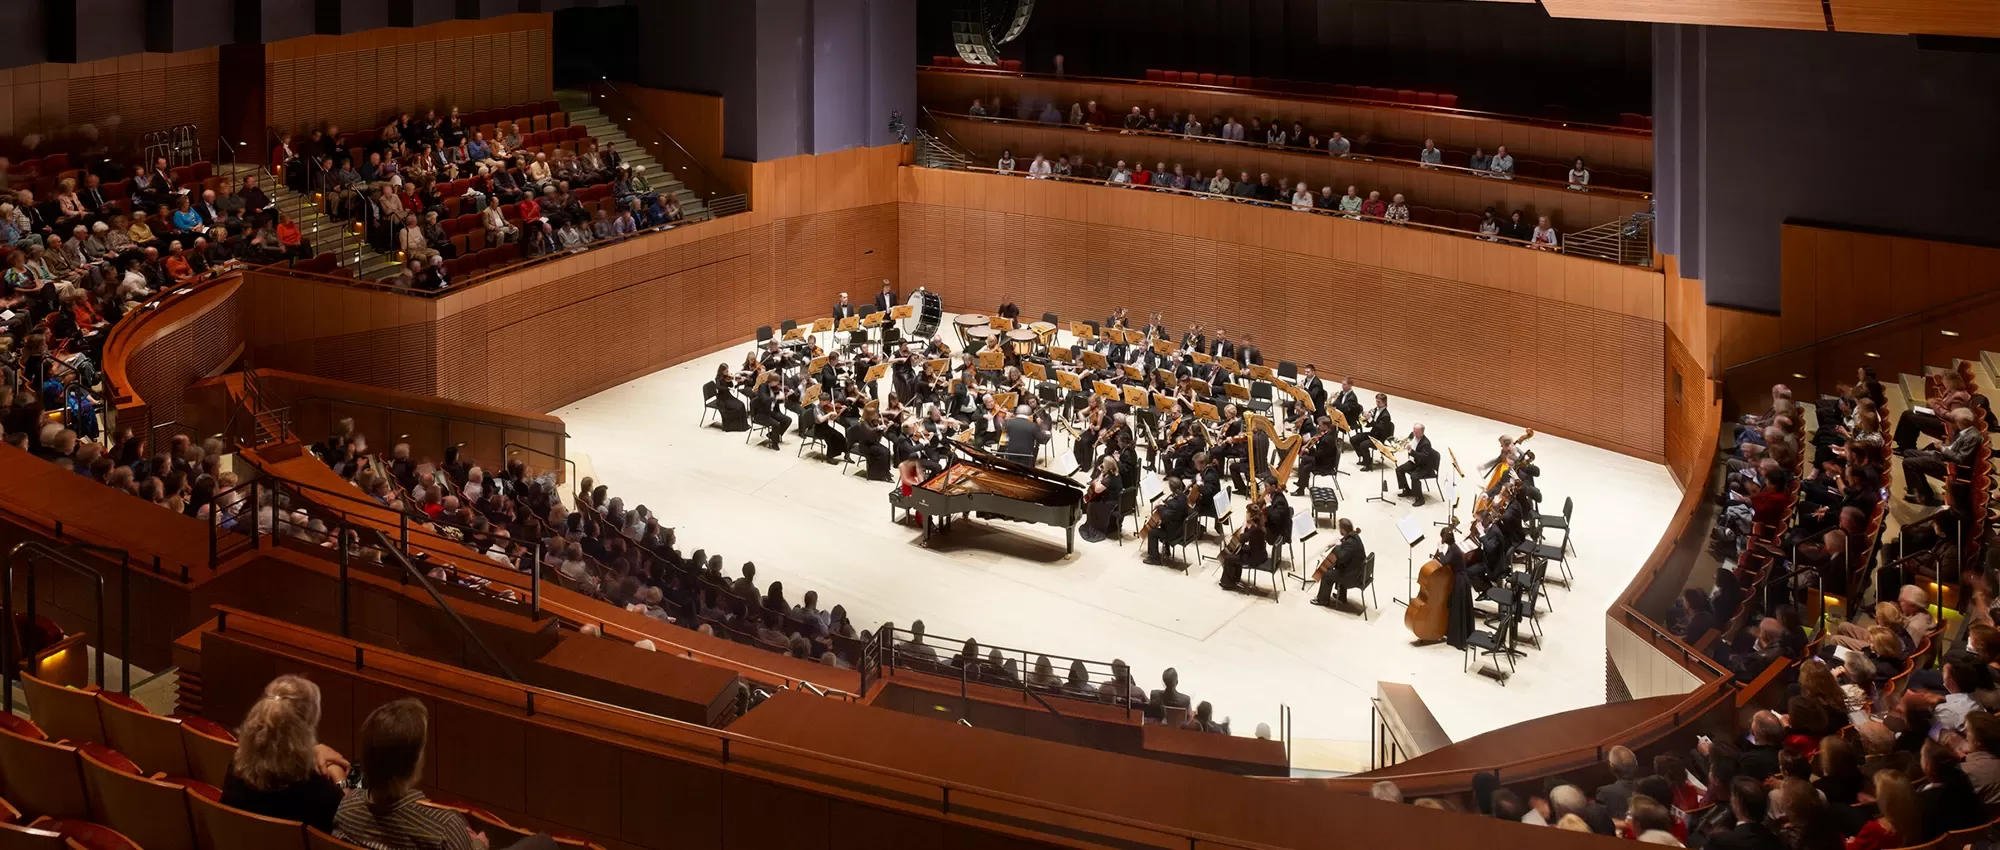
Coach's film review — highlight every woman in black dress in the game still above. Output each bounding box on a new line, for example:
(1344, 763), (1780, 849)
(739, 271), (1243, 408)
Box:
(1441, 527), (1477, 649)
(1079, 456), (1124, 543)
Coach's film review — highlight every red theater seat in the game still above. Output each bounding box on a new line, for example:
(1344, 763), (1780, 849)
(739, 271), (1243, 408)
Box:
(1438, 93), (1458, 108)
(1198, 73), (1216, 86)
(1215, 74), (1235, 87)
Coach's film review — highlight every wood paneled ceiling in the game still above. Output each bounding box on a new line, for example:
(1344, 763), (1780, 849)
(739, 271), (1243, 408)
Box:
(1541, 0), (2000, 37)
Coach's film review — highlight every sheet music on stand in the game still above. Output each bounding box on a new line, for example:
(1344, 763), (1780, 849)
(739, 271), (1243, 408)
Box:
(1293, 511), (1316, 543)
(1397, 514), (1425, 548)
(1211, 488), (1232, 518)
(1141, 471), (1165, 504)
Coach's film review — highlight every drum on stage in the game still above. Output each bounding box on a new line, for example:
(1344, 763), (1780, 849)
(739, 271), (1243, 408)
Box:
(1007, 328), (1039, 357)
(953, 314), (990, 347)
(964, 325), (997, 353)
(907, 290), (943, 337)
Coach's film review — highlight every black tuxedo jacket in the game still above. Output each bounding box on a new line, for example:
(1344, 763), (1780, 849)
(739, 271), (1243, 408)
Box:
(873, 292), (897, 314)
(832, 302), (856, 320)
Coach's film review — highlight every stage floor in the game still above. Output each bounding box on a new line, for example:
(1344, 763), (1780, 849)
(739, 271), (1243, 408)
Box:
(552, 318), (1679, 770)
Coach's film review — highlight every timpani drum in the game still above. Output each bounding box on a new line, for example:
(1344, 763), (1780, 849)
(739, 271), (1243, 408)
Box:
(952, 314), (990, 347)
(964, 325), (997, 353)
(1029, 321), (1057, 346)
(1007, 328), (1039, 357)
(906, 290), (943, 338)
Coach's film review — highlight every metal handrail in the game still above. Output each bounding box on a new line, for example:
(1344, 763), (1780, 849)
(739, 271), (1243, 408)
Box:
(918, 64), (1652, 137)
(927, 109), (1653, 200)
(884, 626), (1146, 720)
(503, 442), (578, 491)
(367, 528), (522, 682)
(2, 542), (110, 712)
(590, 80), (738, 200)
(211, 605), (1308, 850)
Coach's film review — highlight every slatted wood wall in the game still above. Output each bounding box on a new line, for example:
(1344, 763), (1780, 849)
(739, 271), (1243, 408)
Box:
(119, 277), (245, 433)
(265, 14), (551, 139)
(0, 50), (219, 154)
(901, 167), (1667, 460)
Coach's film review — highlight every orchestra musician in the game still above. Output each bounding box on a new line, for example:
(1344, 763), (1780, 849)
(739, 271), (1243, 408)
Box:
(1180, 322), (1206, 355)
(1436, 526), (1474, 649)
(1141, 476), (1194, 566)
(847, 408), (893, 481)
(750, 374), (794, 448)
(1394, 423), (1440, 506)
(1351, 393), (1394, 470)
(1208, 327), (1234, 363)
(1190, 451), (1224, 534)
(832, 292), (857, 322)
(711, 363), (751, 431)
(873, 280), (897, 315)
(1079, 455), (1124, 543)
(812, 398), (848, 462)
(1329, 376), (1363, 427)
(1261, 482), (1294, 549)
(1237, 333), (1264, 367)
(1311, 518), (1368, 609)
(1293, 415), (1343, 495)
(1218, 502), (1268, 590)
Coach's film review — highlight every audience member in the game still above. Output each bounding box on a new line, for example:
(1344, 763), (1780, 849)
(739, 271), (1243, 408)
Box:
(222, 675), (348, 832)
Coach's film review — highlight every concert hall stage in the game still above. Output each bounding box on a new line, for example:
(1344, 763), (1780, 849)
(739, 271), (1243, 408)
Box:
(553, 318), (1679, 770)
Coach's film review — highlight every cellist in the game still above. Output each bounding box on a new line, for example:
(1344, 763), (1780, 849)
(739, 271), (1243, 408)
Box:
(1439, 526), (1475, 649)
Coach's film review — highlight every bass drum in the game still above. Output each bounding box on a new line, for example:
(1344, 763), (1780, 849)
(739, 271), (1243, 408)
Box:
(907, 289), (943, 338)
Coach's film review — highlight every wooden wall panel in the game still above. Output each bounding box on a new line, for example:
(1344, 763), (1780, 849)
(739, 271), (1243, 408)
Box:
(1539, 0), (1826, 29)
(938, 118), (1645, 232)
(902, 168), (1666, 460)
(918, 71), (1655, 175)
(0, 49), (219, 156)
(110, 276), (245, 438)
(265, 14), (552, 138)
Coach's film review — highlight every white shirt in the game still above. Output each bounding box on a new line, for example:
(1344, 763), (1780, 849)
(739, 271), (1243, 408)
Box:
(1027, 159), (1053, 179)
(1532, 225), (1558, 246)
(996, 157), (1015, 174)
(1568, 168), (1590, 188)
(1490, 154), (1515, 177)
(1291, 191), (1314, 211)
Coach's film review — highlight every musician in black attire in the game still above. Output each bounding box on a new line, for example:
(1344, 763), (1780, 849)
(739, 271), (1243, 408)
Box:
(1000, 405), (1048, 466)
(1143, 477), (1194, 565)
(1471, 509), (1507, 589)
(1208, 328), (1234, 363)
(1437, 527), (1475, 649)
(1237, 334), (1264, 367)
(750, 376), (793, 447)
(1229, 421), (1271, 495)
(1079, 456), (1124, 543)
(1351, 393), (1394, 469)
(711, 364), (750, 431)
(873, 281), (897, 314)
(1218, 503), (1268, 589)
(1312, 519), (1367, 609)
(811, 399), (848, 463)
(1293, 416), (1343, 495)
(1261, 484), (1294, 550)
(1191, 451), (1223, 534)
(1394, 423), (1440, 506)
(847, 409), (893, 481)
(1329, 376), (1363, 427)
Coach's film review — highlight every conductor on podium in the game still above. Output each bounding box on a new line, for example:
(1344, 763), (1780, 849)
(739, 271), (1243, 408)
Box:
(1394, 424), (1440, 506)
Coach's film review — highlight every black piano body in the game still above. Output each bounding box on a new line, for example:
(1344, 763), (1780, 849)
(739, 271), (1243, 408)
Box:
(887, 441), (1085, 553)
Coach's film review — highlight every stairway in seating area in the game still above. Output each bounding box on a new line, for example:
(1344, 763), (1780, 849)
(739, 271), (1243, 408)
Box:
(555, 90), (710, 220)
(214, 162), (403, 281)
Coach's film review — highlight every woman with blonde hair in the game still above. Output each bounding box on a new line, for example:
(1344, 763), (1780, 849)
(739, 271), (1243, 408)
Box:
(221, 674), (349, 831)
(1845, 770), (1919, 850)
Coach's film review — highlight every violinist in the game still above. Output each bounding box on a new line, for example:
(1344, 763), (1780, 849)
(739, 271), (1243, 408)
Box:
(1351, 393), (1394, 469)
(711, 363), (751, 432)
(812, 397), (849, 462)
(1218, 502), (1268, 590)
(1079, 455), (1124, 543)
(847, 408), (893, 481)
(1437, 526), (1474, 649)
(1141, 477), (1194, 566)
(750, 374), (794, 448)
(1311, 518), (1367, 609)
(1394, 423), (1440, 505)
(1191, 451), (1223, 533)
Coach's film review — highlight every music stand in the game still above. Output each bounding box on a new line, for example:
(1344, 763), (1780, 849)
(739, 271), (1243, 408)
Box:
(1391, 514), (1427, 610)
(783, 327), (806, 346)
(994, 391), (1019, 411)
(1122, 385), (1149, 408)
(799, 383), (822, 407)
(978, 350), (1005, 372)
(862, 362), (889, 389)
(1070, 322), (1097, 343)
(989, 316), (1015, 331)
(811, 317), (835, 350)
(1367, 437), (1400, 505)
(1328, 408), (1352, 433)
(807, 356), (828, 377)
(1050, 346), (1074, 363)
(1155, 368), (1176, 387)
(1082, 350), (1108, 370)
(1093, 381), (1121, 400)
(1056, 371), (1083, 392)
(1190, 378), (1213, 398)
(1249, 364), (1277, 383)
(1192, 352), (1213, 366)
(1223, 383), (1250, 402)
(927, 357), (950, 375)
(1023, 361), (1048, 381)
(1151, 393), (1177, 412)
(1220, 357), (1241, 376)
(1122, 365), (1144, 382)
(1152, 338), (1178, 357)
(1192, 401), (1220, 422)
(863, 311), (886, 328)
(891, 305), (914, 320)
(837, 315), (861, 349)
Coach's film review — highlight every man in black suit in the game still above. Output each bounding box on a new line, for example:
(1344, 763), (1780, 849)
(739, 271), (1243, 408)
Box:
(1351, 393), (1394, 469)
(1703, 777), (1784, 850)
(873, 281), (897, 315)
(750, 378), (793, 448)
(1292, 364), (1327, 422)
(1208, 327), (1234, 363)
(832, 292), (857, 321)
(1142, 477), (1193, 565)
(847, 410), (893, 481)
(1237, 333), (1264, 367)
(1329, 376), (1363, 426)
(1312, 519), (1366, 608)
(999, 405), (1048, 466)
(1294, 416), (1343, 495)
(1395, 423), (1440, 505)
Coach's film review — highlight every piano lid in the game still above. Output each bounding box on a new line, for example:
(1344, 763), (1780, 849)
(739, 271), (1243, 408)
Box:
(946, 441), (1086, 496)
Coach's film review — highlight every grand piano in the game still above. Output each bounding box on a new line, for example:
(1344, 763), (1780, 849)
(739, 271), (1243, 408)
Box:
(888, 441), (1086, 553)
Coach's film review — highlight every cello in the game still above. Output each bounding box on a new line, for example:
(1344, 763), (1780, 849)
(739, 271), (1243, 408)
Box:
(1404, 515), (1461, 643)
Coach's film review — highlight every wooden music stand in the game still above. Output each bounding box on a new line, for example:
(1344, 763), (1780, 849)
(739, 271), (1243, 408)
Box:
(864, 398), (881, 414)
(926, 358), (950, 374)
(1328, 408), (1352, 433)
(1248, 364), (1277, 383)
(837, 315), (861, 334)
(1151, 338), (1178, 356)
(1155, 368), (1176, 387)
(1191, 352), (1213, 366)
(1224, 383), (1251, 401)
(799, 384), (822, 406)
(863, 312), (886, 328)
(862, 362), (889, 385)
(1082, 350), (1108, 370)
(977, 350), (1004, 371)
(783, 327), (805, 342)
(1070, 322), (1097, 341)
(1056, 371), (1083, 391)
(1282, 382), (1314, 409)
(891, 305), (914, 320)
(1093, 381), (1121, 400)
(1121, 365), (1143, 382)
(1219, 357), (1241, 376)
(1122, 385), (1149, 408)
(1049, 346), (1074, 362)
(994, 391), (1019, 411)
(807, 356), (828, 375)
(1103, 328), (1128, 346)
(988, 316), (1015, 331)
(1191, 378), (1212, 398)
(1023, 361), (1048, 381)
(810, 318), (834, 334)
(1192, 401), (1221, 422)
(1151, 393), (1177, 412)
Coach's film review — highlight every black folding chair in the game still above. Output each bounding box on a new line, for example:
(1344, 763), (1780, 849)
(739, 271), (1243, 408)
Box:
(1464, 610), (1521, 684)
(699, 381), (721, 427)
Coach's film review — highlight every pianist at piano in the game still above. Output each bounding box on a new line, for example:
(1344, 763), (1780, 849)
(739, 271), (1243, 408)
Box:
(554, 304), (1679, 753)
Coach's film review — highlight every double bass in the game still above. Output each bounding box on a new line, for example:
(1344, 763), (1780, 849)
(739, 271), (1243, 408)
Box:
(1404, 515), (1461, 643)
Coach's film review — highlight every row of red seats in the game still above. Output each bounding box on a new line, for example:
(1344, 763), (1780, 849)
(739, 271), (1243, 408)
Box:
(1147, 70), (1463, 110)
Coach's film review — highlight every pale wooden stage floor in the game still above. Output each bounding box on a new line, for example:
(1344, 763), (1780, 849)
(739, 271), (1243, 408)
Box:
(553, 318), (1679, 770)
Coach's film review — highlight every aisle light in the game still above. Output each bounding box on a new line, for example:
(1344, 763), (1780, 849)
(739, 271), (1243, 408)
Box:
(1940, 330), (1961, 337)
